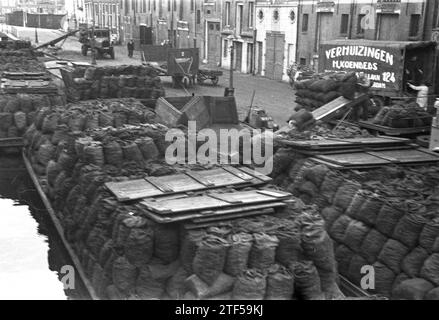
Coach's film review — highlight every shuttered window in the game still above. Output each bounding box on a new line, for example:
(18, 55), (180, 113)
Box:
(340, 14), (349, 35)
(302, 14), (309, 32)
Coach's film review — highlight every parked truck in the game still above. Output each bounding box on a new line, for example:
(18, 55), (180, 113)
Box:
(319, 40), (437, 107)
(79, 27), (115, 59)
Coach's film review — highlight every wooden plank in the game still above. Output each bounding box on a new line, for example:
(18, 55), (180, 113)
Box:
(153, 173), (206, 192)
(208, 193), (243, 204)
(195, 167), (248, 187)
(141, 194), (228, 214)
(184, 171), (215, 187)
(194, 203), (285, 222)
(184, 221), (232, 230)
(316, 153), (389, 166)
(278, 136), (410, 151)
(105, 166), (271, 202)
(358, 121), (431, 136)
(373, 149), (439, 164)
(208, 190), (278, 205)
(0, 137), (24, 148)
(105, 179), (163, 201)
(297, 144), (417, 156)
(23, 152), (98, 300)
(222, 166), (254, 181)
(140, 189), (290, 215)
(366, 151), (401, 163)
(140, 202), (283, 224)
(312, 94), (367, 121)
(310, 157), (366, 170)
(144, 176), (174, 193)
(312, 147), (439, 169)
(192, 208), (276, 224)
(257, 189), (291, 198)
(141, 209), (203, 224)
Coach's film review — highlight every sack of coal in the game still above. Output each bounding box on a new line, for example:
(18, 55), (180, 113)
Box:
(193, 234), (230, 285)
(232, 269), (267, 300)
(248, 233), (279, 270)
(224, 233), (253, 276)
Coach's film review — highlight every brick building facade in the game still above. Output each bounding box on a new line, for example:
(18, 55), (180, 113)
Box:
(88, 1), (438, 80)
(221, 0), (256, 73)
(296, 0), (431, 71)
(117, 0), (221, 65)
(84, 0), (121, 42)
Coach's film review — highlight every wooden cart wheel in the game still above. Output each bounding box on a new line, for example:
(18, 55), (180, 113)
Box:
(211, 76), (219, 86)
(182, 76), (191, 88)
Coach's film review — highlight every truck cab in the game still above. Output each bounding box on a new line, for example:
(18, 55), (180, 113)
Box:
(79, 27), (115, 59)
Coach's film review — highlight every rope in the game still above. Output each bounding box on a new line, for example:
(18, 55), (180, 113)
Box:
(333, 108), (352, 133)
(179, 78), (191, 96)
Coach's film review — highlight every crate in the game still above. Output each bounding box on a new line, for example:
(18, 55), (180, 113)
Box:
(181, 96), (210, 130)
(155, 97), (188, 127)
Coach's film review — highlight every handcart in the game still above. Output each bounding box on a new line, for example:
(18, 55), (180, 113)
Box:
(197, 68), (223, 86)
(141, 45), (199, 88)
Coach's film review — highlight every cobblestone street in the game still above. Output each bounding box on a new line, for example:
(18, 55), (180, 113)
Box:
(10, 26), (297, 126)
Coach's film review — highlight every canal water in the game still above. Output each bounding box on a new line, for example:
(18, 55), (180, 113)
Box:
(0, 155), (89, 300)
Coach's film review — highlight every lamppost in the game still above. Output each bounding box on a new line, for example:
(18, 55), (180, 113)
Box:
(34, 7), (40, 44)
(90, 0), (96, 65)
(224, 34), (235, 97)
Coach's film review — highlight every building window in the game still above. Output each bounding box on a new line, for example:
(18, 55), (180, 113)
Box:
(197, 10), (201, 24)
(289, 10), (296, 23)
(340, 14), (349, 35)
(258, 9), (264, 21)
(167, 0), (170, 11)
(273, 9), (279, 22)
(409, 14), (421, 37)
(357, 14), (365, 34)
(225, 2), (231, 26)
(300, 58), (306, 66)
(191, 0), (194, 12)
(179, 0), (183, 20)
(224, 39), (228, 57)
(248, 1), (254, 28)
(173, 0), (176, 11)
(302, 14), (309, 32)
(154, 0), (156, 12)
